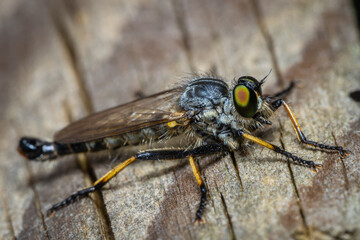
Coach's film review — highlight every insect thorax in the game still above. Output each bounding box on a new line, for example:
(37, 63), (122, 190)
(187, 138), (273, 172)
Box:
(179, 78), (274, 150)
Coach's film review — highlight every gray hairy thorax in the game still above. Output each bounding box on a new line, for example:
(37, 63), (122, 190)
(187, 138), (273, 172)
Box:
(179, 78), (241, 150)
(179, 77), (273, 150)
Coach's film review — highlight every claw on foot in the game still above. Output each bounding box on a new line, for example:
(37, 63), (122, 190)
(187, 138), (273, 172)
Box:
(194, 217), (206, 225)
(311, 163), (322, 173)
(47, 210), (55, 218)
(339, 149), (351, 158)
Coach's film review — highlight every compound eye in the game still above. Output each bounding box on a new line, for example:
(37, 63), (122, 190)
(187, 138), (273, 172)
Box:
(233, 85), (258, 118)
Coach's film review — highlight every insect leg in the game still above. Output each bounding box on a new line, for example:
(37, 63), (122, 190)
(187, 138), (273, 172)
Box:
(270, 81), (295, 98)
(47, 156), (136, 216)
(135, 143), (228, 160)
(238, 130), (322, 172)
(271, 99), (350, 157)
(48, 144), (228, 218)
(188, 156), (206, 223)
(135, 144), (228, 222)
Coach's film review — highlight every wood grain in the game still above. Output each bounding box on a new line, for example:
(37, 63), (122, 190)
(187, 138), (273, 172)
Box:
(0, 0), (359, 239)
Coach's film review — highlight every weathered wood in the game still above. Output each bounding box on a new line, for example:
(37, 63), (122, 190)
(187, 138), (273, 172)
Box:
(0, 0), (359, 239)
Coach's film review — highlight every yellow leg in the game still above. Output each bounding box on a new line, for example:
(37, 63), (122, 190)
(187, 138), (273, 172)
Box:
(94, 156), (136, 186)
(241, 131), (321, 172)
(188, 156), (207, 223)
(189, 156), (203, 186)
(281, 101), (303, 142)
(242, 132), (276, 151)
(279, 100), (350, 157)
(48, 156), (137, 215)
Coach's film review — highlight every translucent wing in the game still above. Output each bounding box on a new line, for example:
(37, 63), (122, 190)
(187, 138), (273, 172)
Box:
(54, 87), (187, 144)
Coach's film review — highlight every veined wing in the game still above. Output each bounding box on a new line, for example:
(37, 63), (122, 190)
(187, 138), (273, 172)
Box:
(54, 87), (187, 144)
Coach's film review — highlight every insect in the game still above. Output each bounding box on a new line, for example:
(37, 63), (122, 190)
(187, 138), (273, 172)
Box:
(18, 75), (350, 222)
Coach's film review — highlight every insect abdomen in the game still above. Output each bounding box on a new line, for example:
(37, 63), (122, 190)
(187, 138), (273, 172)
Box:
(18, 137), (116, 161)
(18, 137), (57, 161)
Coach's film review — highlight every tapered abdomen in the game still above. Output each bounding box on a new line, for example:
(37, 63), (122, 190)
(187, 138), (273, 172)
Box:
(17, 137), (120, 161)
(17, 125), (179, 161)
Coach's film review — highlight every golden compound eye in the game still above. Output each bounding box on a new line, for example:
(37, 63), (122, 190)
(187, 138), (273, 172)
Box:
(233, 84), (258, 118)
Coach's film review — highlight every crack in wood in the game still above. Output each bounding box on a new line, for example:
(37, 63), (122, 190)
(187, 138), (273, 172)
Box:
(171, 0), (195, 72)
(351, 0), (360, 40)
(50, 5), (94, 114)
(172, 171), (194, 239)
(74, 147), (116, 240)
(26, 162), (51, 240)
(229, 151), (244, 192)
(45, 4), (115, 239)
(219, 192), (236, 240)
(0, 194), (16, 239)
(331, 131), (350, 191)
(251, 0), (311, 235)
(278, 120), (310, 237)
(60, 78), (115, 240)
(251, 0), (285, 88)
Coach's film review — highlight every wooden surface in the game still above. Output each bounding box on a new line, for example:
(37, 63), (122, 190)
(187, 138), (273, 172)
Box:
(1, 0), (359, 239)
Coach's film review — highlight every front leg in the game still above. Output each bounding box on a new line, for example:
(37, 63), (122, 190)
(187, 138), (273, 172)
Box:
(271, 99), (350, 157)
(237, 130), (322, 172)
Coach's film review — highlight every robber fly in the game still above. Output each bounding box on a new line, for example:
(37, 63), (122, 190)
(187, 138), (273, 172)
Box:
(18, 75), (350, 222)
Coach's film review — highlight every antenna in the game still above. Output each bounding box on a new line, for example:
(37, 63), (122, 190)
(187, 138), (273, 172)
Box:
(260, 69), (272, 85)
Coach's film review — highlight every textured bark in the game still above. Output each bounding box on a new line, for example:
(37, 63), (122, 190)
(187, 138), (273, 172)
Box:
(0, 0), (359, 239)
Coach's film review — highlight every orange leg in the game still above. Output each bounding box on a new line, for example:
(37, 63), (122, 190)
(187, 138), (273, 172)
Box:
(272, 99), (350, 158)
(189, 156), (207, 223)
(47, 156), (137, 216)
(239, 131), (322, 172)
